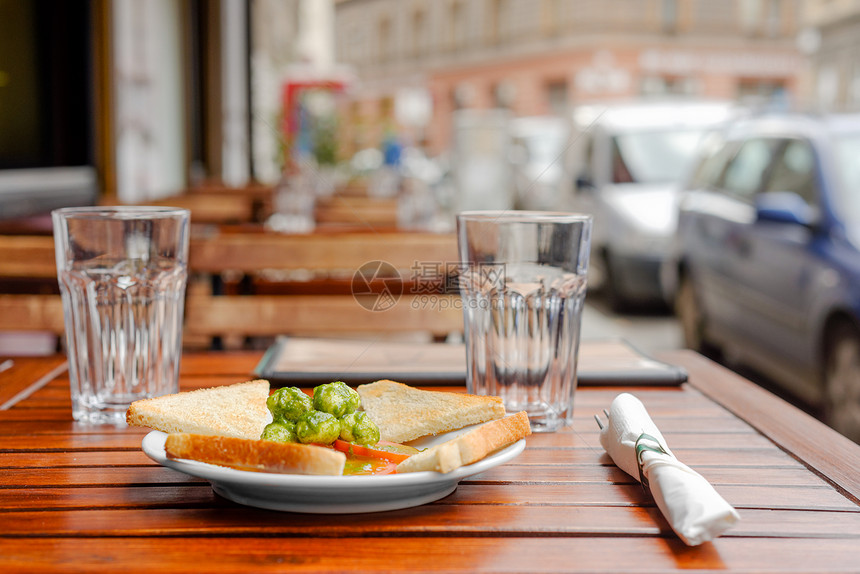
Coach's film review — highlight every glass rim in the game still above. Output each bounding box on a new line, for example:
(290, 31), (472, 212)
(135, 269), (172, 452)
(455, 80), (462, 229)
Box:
(456, 210), (592, 223)
(51, 206), (190, 220)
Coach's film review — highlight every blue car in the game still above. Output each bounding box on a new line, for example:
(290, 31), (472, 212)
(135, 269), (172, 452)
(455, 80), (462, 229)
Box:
(666, 113), (860, 442)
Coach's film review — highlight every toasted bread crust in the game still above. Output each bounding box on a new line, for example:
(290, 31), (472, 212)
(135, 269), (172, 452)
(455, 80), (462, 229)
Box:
(396, 411), (531, 473)
(357, 380), (505, 443)
(164, 433), (346, 475)
(126, 380), (272, 440)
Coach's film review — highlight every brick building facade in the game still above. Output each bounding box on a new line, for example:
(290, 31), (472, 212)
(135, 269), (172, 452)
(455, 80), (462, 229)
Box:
(334, 0), (804, 155)
(803, 0), (860, 109)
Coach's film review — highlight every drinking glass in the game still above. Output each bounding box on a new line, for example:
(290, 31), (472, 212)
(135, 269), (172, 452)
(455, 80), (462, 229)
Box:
(457, 211), (592, 432)
(52, 206), (190, 424)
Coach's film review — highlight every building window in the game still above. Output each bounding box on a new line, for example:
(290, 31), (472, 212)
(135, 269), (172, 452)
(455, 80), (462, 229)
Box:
(378, 17), (391, 63)
(451, 87), (462, 111)
(449, 0), (465, 51)
(735, 0), (784, 37)
(640, 76), (697, 96)
(412, 8), (426, 58)
(765, 0), (781, 37)
(661, 0), (678, 33)
(541, 0), (560, 36)
(339, 23), (360, 64)
(546, 80), (568, 115)
(493, 81), (516, 108)
(737, 79), (787, 104)
(486, 0), (509, 45)
(739, 0), (759, 32)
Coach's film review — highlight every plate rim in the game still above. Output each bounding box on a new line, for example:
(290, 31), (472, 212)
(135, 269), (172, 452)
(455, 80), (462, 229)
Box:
(142, 429), (526, 490)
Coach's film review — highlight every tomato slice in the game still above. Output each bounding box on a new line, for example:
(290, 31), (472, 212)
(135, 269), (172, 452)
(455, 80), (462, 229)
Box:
(342, 455), (398, 475)
(333, 439), (419, 464)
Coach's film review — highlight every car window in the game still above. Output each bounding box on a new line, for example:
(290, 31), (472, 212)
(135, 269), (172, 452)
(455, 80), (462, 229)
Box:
(577, 134), (594, 184)
(687, 133), (735, 189)
(611, 129), (707, 185)
(611, 138), (634, 183)
(833, 134), (860, 222)
(721, 138), (778, 201)
(762, 138), (818, 204)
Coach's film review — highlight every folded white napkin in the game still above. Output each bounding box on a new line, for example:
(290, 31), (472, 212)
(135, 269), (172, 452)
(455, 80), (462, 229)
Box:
(598, 393), (740, 546)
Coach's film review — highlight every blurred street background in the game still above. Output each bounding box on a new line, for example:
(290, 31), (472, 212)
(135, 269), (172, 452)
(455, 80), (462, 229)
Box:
(3, 0), (860, 440)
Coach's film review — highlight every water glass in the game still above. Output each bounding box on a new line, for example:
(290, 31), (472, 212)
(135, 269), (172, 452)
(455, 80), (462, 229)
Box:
(269, 170), (316, 233)
(52, 206), (190, 424)
(457, 211), (592, 432)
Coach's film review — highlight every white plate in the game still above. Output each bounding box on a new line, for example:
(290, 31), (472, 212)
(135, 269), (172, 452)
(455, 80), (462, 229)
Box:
(141, 428), (526, 514)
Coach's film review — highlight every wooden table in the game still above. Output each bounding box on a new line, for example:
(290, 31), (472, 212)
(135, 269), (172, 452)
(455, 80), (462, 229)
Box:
(2, 348), (860, 572)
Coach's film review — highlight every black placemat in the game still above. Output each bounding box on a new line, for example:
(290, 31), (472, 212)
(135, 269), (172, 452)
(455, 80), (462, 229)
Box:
(254, 337), (687, 387)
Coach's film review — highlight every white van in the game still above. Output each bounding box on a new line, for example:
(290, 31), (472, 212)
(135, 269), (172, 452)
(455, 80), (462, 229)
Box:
(566, 100), (739, 310)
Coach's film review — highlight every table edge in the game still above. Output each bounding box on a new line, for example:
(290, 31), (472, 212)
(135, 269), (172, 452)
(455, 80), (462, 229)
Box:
(660, 349), (860, 505)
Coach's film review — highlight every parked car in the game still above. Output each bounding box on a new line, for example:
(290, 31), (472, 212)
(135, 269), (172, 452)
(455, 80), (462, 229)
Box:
(566, 100), (739, 310)
(665, 112), (860, 442)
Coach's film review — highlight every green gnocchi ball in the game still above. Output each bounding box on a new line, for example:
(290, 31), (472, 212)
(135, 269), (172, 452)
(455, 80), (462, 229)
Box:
(260, 420), (298, 443)
(295, 410), (341, 445)
(312, 381), (361, 418)
(266, 386), (313, 422)
(339, 411), (380, 445)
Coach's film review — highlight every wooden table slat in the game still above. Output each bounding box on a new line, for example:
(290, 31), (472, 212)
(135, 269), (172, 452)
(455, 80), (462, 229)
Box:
(1, 537), (860, 573)
(0, 357), (67, 409)
(2, 466), (852, 511)
(0, 463), (830, 488)
(2, 505), (860, 539)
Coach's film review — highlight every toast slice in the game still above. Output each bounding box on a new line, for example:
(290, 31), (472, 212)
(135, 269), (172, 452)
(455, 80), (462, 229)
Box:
(356, 379), (506, 443)
(164, 433), (346, 475)
(126, 380), (272, 440)
(396, 411), (531, 473)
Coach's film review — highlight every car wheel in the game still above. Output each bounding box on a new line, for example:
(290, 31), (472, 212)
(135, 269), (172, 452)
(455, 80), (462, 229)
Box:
(676, 273), (708, 354)
(823, 321), (860, 443)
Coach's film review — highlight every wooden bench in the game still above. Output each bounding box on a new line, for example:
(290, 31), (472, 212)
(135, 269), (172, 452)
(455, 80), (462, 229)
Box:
(314, 196), (399, 228)
(185, 182), (274, 223)
(0, 235), (64, 336)
(0, 229), (464, 350)
(115, 192), (261, 225)
(184, 230), (462, 347)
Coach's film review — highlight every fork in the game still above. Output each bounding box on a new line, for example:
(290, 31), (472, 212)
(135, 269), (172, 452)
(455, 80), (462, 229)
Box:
(594, 409), (609, 430)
